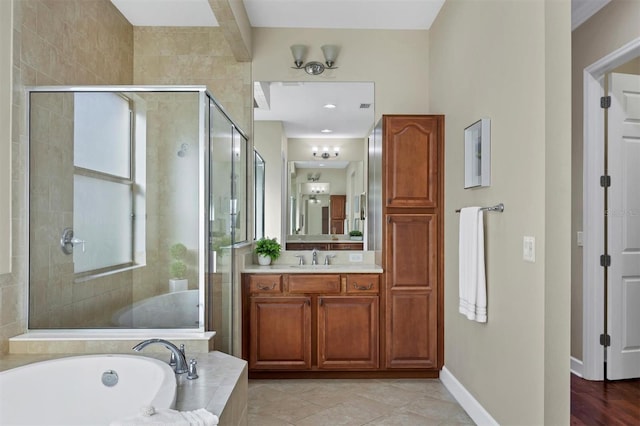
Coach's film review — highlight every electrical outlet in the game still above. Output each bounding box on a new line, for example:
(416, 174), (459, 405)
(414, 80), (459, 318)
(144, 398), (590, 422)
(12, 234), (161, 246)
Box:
(349, 253), (363, 262)
(523, 236), (535, 262)
(577, 231), (584, 247)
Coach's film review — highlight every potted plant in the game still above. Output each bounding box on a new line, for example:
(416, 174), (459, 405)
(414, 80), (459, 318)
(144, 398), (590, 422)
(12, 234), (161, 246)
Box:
(349, 230), (363, 241)
(255, 237), (281, 266)
(169, 243), (188, 292)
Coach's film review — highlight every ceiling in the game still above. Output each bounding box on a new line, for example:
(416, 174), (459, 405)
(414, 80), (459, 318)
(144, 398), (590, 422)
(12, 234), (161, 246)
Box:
(111, 0), (610, 139)
(111, 0), (447, 30)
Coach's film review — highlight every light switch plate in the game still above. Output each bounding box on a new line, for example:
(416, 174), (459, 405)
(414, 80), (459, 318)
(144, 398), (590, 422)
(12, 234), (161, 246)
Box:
(349, 253), (363, 262)
(577, 231), (584, 247)
(523, 236), (535, 262)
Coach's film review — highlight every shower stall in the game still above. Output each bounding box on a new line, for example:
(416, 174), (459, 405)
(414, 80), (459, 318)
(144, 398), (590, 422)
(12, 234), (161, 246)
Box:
(27, 86), (247, 354)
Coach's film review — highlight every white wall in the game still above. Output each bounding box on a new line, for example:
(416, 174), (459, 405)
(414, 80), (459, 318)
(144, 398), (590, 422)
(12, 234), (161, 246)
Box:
(0, 0), (11, 274)
(430, 0), (571, 424)
(252, 28), (429, 120)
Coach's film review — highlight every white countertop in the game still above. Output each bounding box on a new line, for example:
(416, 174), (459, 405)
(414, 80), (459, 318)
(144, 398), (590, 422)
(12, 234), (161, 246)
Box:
(243, 263), (383, 274)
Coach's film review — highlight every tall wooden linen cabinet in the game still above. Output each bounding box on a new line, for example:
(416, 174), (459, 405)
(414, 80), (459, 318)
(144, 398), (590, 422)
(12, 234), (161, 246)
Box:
(369, 115), (444, 372)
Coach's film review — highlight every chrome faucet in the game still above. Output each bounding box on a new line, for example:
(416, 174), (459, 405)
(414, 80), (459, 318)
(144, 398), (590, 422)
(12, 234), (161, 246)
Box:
(132, 339), (188, 374)
(324, 254), (335, 265)
(311, 249), (319, 265)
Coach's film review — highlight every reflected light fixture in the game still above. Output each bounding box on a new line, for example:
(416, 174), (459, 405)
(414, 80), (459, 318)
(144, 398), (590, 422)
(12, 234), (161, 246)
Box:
(290, 44), (340, 75)
(313, 146), (339, 159)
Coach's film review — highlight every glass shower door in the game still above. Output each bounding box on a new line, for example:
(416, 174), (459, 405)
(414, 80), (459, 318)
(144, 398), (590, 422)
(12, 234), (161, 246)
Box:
(208, 100), (235, 354)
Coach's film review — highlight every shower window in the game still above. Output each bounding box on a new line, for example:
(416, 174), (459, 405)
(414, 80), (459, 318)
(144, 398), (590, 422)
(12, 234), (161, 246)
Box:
(73, 93), (134, 274)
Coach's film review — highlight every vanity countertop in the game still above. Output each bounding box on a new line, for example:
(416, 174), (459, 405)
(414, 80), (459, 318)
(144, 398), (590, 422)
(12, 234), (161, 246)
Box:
(243, 263), (383, 274)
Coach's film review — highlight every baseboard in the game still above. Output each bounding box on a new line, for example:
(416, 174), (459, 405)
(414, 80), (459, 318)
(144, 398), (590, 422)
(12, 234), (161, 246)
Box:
(570, 356), (584, 377)
(440, 366), (499, 426)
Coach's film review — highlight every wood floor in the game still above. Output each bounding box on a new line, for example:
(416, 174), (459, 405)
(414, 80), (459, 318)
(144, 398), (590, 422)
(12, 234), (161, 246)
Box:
(571, 374), (640, 425)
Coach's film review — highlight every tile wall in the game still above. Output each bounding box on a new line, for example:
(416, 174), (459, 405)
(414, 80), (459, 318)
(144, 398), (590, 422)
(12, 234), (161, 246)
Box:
(1, 0), (133, 353)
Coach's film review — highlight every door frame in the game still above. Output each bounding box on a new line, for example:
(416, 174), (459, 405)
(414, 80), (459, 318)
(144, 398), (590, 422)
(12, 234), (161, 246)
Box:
(582, 37), (640, 380)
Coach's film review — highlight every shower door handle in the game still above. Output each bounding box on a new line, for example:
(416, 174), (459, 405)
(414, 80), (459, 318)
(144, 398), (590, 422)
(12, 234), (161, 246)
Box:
(60, 228), (86, 255)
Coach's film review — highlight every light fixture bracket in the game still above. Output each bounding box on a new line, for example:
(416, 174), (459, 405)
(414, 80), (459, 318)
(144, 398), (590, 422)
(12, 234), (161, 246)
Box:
(313, 151), (339, 159)
(304, 61), (325, 75)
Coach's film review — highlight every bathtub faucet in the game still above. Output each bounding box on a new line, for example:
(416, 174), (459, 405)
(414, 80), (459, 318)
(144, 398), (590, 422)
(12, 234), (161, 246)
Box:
(132, 339), (188, 374)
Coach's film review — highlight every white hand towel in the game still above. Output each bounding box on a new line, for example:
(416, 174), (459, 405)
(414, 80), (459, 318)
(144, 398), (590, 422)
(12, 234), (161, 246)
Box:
(110, 406), (219, 426)
(458, 207), (487, 323)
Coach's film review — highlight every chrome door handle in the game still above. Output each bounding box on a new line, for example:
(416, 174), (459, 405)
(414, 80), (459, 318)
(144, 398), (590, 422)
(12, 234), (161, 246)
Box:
(60, 228), (85, 255)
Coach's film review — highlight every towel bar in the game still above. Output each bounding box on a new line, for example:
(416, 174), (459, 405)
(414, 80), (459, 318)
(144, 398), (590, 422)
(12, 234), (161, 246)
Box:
(455, 203), (504, 213)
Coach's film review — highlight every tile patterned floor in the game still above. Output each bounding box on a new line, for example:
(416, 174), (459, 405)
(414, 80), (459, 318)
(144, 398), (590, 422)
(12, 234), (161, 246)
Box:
(248, 378), (475, 425)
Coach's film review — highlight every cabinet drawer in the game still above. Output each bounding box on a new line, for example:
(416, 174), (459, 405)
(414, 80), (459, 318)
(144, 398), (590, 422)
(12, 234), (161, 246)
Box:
(248, 274), (283, 293)
(288, 274), (341, 294)
(286, 243), (330, 251)
(346, 274), (380, 294)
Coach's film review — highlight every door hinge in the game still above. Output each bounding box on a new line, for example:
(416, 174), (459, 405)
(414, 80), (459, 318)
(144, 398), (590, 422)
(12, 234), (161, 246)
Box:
(600, 175), (611, 188)
(600, 333), (611, 347)
(600, 96), (611, 109)
(600, 254), (611, 267)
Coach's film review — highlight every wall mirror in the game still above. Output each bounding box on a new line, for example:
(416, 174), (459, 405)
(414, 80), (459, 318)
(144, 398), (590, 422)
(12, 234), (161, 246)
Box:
(253, 81), (374, 250)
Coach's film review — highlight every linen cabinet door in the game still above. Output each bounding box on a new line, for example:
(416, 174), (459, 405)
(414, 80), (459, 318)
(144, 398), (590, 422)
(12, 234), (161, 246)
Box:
(249, 296), (311, 370)
(383, 115), (443, 209)
(385, 214), (440, 369)
(317, 296), (379, 369)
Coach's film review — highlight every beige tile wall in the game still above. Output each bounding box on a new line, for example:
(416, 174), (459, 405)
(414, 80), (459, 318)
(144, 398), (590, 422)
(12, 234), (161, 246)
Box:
(133, 26), (252, 134)
(1, 0), (133, 353)
(2, 0), (253, 354)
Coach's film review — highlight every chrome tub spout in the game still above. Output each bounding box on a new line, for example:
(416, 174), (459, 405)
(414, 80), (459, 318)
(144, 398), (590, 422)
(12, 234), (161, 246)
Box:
(132, 338), (188, 374)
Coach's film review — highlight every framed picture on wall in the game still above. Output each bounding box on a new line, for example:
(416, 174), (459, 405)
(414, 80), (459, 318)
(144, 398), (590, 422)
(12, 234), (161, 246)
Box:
(464, 118), (491, 188)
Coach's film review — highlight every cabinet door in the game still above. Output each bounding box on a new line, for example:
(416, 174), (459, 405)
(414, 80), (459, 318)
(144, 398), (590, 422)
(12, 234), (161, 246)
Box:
(384, 115), (443, 209)
(330, 219), (344, 234)
(385, 214), (440, 369)
(249, 297), (311, 370)
(330, 195), (346, 219)
(386, 291), (438, 369)
(317, 296), (379, 369)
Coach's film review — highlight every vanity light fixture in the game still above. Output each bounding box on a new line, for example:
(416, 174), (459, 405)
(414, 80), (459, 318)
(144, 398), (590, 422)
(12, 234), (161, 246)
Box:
(313, 146), (339, 159)
(290, 44), (340, 75)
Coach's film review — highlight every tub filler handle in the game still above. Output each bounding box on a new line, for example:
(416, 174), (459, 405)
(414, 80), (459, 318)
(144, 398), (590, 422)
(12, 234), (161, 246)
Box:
(187, 359), (199, 380)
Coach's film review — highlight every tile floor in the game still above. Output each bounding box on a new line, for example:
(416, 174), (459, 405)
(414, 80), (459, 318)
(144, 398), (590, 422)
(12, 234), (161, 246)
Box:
(248, 378), (475, 425)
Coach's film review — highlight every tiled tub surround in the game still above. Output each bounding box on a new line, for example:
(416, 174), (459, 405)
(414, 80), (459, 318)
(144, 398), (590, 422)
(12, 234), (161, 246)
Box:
(0, 350), (248, 426)
(8, 331), (216, 354)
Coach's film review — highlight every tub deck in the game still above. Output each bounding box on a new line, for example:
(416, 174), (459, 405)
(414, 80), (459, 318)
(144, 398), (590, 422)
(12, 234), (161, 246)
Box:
(0, 351), (247, 425)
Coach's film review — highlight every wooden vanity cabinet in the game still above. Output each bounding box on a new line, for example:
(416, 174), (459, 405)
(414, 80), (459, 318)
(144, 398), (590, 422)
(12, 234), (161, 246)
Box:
(243, 273), (380, 374)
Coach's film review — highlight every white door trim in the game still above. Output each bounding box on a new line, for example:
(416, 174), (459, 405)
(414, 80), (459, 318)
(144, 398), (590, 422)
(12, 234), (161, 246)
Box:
(582, 36), (640, 380)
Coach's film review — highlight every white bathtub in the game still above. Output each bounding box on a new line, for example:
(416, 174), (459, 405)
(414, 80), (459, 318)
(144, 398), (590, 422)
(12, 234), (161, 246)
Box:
(0, 354), (176, 426)
(111, 289), (199, 328)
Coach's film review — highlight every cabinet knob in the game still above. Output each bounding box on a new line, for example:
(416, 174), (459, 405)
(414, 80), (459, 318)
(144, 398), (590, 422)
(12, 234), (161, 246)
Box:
(258, 283), (276, 290)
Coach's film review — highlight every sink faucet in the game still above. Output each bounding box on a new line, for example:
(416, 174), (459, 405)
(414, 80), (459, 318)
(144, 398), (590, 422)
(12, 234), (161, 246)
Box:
(311, 249), (319, 265)
(132, 338), (188, 374)
(324, 254), (336, 265)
